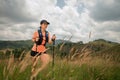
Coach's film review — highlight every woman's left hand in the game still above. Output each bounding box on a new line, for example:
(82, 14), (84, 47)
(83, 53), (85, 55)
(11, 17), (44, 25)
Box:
(51, 34), (56, 41)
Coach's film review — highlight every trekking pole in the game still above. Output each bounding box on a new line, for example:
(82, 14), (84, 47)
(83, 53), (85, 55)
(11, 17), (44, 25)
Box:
(52, 34), (55, 79)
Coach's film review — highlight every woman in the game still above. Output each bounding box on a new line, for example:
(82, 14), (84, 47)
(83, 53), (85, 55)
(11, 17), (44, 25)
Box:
(30, 20), (56, 79)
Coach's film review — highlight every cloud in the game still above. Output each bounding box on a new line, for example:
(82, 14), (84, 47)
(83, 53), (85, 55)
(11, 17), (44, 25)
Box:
(0, 0), (37, 24)
(0, 0), (120, 43)
(89, 0), (120, 22)
(92, 21), (120, 42)
(0, 22), (38, 40)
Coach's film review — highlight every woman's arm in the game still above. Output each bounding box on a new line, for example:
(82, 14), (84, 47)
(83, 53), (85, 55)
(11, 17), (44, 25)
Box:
(32, 31), (39, 42)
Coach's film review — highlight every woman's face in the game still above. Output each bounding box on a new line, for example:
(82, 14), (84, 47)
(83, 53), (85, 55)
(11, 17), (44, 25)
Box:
(41, 23), (48, 30)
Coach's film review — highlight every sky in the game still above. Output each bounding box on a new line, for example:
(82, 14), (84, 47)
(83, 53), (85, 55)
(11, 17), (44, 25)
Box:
(0, 0), (120, 43)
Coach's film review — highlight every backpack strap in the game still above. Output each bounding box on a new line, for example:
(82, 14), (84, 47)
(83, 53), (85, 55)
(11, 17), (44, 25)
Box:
(37, 29), (43, 45)
(37, 28), (49, 46)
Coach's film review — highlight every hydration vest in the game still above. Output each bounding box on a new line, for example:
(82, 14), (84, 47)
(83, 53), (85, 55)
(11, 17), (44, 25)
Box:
(36, 28), (49, 46)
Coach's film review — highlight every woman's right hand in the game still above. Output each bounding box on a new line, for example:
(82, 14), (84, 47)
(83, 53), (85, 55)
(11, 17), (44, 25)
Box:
(35, 37), (39, 42)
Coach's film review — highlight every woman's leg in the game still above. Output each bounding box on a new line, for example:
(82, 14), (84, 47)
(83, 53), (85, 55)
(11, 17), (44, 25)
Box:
(33, 53), (51, 77)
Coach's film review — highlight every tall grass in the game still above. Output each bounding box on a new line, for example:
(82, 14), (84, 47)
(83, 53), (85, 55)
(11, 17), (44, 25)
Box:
(0, 51), (120, 80)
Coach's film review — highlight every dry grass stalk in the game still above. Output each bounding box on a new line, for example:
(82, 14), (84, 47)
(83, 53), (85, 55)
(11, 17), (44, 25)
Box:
(69, 47), (75, 54)
(89, 31), (91, 39)
(68, 47), (75, 60)
(59, 36), (67, 51)
(3, 66), (6, 78)
(19, 50), (25, 61)
(19, 51), (31, 73)
(9, 64), (16, 76)
(7, 53), (14, 71)
(70, 49), (79, 60)
(2, 52), (17, 78)
(59, 42), (65, 51)
(59, 36), (72, 51)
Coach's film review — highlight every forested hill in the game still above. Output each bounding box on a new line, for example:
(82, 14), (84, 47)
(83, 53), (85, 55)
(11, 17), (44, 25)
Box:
(0, 39), (65, 50)
(0, 39), (119, 50)
(0, 40), (33, 49)
(0, 39), (120, 61)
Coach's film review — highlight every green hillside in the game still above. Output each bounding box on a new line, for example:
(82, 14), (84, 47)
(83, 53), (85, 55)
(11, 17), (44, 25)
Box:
(57, 39), (119, 53)
(0, 39), (119, 60)
(96, 44), (120, 62)
(56, 39), (120, 61)
(0, 40), (33, 50)
(0, 39), (66, 50)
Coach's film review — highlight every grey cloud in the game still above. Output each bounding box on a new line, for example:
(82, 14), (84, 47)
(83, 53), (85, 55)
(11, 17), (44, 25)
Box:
(93, 31), (120, 43)
(0, 21), (37, 40)
(92, 21), (120, 43)
(0, 0), (37, 24)
(94, 21), (120, 33)
(0, 24), (35, 40)
(0, 0), (38, 40)
(98, 26), (120, 33)
(89, 0), (120, 22)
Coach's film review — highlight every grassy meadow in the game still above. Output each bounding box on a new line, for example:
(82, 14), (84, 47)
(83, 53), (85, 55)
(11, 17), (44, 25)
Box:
(0, 52), (120, 80)
(0, 39), (120, 80)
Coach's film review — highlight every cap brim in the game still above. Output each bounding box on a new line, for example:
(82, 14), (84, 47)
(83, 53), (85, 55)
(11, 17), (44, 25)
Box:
(43, 22), (50, 25)
(40, 20), (50, 25)
(47, 22), (50, 25)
